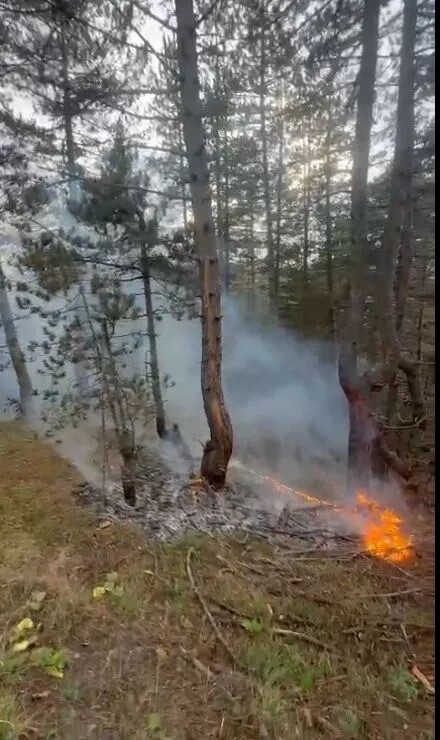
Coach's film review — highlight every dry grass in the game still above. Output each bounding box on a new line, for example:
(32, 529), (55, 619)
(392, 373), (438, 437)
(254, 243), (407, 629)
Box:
(0, 422), (435, 739)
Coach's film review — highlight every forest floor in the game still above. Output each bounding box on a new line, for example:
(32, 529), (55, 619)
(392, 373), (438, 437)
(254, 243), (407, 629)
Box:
(0, 422), (435, 740)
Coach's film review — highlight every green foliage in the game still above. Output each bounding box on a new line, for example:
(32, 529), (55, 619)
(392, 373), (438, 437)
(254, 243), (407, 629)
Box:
(32, 647), (69, 680)
(92, 572), (124, 600)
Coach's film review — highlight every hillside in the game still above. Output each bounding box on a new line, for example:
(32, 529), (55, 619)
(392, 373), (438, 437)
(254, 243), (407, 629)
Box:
(0, 422), (434, 739)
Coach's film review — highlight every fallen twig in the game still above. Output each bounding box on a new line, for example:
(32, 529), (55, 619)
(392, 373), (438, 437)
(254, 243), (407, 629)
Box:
(272, 627), (332, 651)
(186, 547), (244, 671)
(411, 664), (435, 695)
(314, 714), (340, 734)
(179, 646), (215, 681)
(361, 587), (422, 599)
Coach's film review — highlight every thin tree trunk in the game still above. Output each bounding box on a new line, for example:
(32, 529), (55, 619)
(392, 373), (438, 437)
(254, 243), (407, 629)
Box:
(175, 0), (233, 489)
(139, 234), (167, 439)
(60, 19), (76, 195)
(380, 0), (424, 425)
(385, 202), (414, 429)
(60, 18), (89, 400)
(0, 258), (33, 417)
(302, 124), (311, 298)
(259, 13), (274, 309)
(178, 120), (189, 232)
(248, 202), (256, 314)
(80, 289), (136, 505)
(222, 110), (231, 293)
(274, 84), (284, 306)
(100, 319), (136, 506)
(338, 0), (381, 494)
(324, 107), (336, 342)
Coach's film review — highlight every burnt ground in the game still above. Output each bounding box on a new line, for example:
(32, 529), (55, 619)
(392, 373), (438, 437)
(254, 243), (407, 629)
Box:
(71, 441), (353, 543)
(0, 422), (435, 739)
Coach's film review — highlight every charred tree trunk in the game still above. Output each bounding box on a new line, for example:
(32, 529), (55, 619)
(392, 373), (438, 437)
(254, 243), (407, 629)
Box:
(0, 258), (33, 417)
(120, 436), (137, 507)
(175, 0), (233, 489)
(380, 0), (424, 426)
(338, 0), (381, 493)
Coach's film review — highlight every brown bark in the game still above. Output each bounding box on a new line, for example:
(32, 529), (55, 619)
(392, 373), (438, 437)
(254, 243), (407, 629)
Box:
(380, 0), (424, 425)
(175, 0), (233, 489)
(0, 257), (33, 417)
(338, 0), (381, 492)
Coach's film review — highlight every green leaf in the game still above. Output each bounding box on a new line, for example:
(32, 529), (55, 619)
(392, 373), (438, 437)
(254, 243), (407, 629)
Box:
(241, 618), (264, 633)
(34, 647), (69, 680)
(44, 664), (64, 679)
(147, 713), (162, 732)
(92, 586), (106, 599)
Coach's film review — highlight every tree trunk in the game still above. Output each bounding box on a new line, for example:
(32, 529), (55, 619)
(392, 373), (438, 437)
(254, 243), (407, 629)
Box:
(338, 0), (381, 494)
(0, 258), (33, 417)
(174, 0), (233, 489)
(60, 19), (76, 195)
(140, 240), (167, 439)
(324, 107), (336, 342)
(302, 124), (311, 299)
(178, 120), (189, 232)
(80, 289), (136, 505)
(259, 14), (274, 309)
(247, 203), (256, 315)
(60, 19), (90, 399)
(222, 109), (231, 293)
(274, 84), (284, 307)
(385, 203), (414, 431)
(120, 438), (137, 507)
(380, 0), (424, 425)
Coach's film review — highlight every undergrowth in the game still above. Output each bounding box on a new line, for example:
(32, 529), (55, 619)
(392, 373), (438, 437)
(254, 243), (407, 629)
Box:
(0, 422), (435, 739)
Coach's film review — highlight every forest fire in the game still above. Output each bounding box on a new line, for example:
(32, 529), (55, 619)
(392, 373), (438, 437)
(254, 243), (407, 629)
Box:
(233, 463), (414, 564)
(355, 491), (415, 563)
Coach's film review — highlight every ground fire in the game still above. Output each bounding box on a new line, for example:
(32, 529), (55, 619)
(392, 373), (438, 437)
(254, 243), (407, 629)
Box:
(232, 462), (415, 564)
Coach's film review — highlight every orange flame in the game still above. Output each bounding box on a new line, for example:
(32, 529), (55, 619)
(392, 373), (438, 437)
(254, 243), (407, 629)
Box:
(355, 491), (414, 563)
(231, 461), (414, 564)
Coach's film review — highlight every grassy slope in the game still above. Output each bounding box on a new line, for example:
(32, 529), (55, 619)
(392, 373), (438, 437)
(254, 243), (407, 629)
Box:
(0, 422), (434, 740)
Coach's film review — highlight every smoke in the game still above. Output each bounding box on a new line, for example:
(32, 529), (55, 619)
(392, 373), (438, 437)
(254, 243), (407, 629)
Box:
(154, 294), (349, 496)
(1, 226), (350, 498)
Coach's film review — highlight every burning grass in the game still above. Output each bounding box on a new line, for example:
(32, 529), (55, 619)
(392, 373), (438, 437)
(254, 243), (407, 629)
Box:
(0, 422), (435, 739)
(239, 465), (416, 566)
